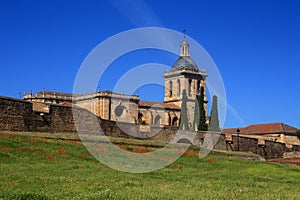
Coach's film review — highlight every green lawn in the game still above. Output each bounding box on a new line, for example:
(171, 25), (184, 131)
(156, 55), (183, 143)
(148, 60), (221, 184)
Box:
(0, 132), (299, 200)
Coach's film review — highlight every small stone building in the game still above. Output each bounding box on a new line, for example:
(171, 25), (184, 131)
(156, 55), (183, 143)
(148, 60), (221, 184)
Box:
(222, 123), (300, 146)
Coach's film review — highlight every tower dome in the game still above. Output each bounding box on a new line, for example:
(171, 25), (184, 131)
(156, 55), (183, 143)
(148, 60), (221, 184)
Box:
(172, 56), (199, 72)
(172, 36), (199, 72)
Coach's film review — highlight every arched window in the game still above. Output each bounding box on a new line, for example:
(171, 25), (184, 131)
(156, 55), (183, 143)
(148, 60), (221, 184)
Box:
(138, 112), (143, 123)
(177, 79), (180, 96)
(188, 79), (192, 96)
(154, 115), (161, 125)
(172, 116), (178, 126)
(169, 81), (173, 97)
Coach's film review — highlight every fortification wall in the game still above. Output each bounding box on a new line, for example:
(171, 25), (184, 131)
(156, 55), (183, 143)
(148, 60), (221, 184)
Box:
(0, 96), (141, 136)
(0, 96), (76, 132)
(0, 96), (299, 159)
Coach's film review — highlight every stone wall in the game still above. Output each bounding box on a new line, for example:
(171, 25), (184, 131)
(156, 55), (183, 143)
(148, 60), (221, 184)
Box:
(100, 120), (140, 138)
(0, 96), (147, 137)
(151, 130), (300, 159)
(0, 96), (76, 133)
(1, 96), (299, 159)
(222, 135), (300, 159)
(149, 126), (178, 142)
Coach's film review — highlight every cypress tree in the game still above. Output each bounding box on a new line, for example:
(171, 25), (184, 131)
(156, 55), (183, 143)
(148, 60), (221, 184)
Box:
(179, 89), (189, 130)
(208, 95), (220, 132)
(198, 87), (208, 131)
(193, 94), (200, 131)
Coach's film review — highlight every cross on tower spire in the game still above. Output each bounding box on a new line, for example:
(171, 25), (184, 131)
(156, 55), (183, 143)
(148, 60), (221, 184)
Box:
(180, 29), (190, 57)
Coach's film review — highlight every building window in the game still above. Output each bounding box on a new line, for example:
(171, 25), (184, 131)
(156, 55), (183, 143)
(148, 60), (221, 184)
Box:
(172, 116), (178, 126)
(169, 81), (173, 97)
(138, 112), (143, 124)
(154, 115), (161, 125)
(188, 79), (192, 96)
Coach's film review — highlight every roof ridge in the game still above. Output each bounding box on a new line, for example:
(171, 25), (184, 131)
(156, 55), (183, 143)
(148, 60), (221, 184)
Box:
(250, 122), (280, 125)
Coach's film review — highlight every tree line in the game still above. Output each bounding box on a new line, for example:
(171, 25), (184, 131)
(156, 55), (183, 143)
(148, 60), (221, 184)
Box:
(179, 87), (220, 132)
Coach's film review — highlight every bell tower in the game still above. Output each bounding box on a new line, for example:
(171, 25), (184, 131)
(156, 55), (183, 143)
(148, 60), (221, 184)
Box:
(164, 35), (207, 128)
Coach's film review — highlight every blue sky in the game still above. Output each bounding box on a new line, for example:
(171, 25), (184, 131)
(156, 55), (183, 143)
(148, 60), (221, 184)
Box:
(0, 0), (299, 129)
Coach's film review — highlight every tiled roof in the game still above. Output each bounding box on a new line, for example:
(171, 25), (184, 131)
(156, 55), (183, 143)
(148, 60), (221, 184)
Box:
(138, 100), (180, 110)
(221, 128), (237, 133)
(222, 123), (298, 135)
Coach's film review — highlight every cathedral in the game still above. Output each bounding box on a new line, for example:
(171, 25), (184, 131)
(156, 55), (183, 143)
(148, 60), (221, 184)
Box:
(23, 37), (208, 130)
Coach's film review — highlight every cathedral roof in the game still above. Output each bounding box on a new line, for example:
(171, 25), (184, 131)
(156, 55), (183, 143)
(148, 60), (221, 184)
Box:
(171, 36), (199, 72)
(172, 56), (199, 72)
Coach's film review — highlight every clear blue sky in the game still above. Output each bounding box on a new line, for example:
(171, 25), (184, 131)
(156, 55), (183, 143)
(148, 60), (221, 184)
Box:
(0, 0), (299, 129)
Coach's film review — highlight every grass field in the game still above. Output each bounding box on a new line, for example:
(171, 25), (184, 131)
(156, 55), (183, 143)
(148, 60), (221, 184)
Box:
(0, 132), (299, 199)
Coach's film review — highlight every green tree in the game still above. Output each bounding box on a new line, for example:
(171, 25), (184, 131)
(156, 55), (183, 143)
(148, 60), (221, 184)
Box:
(179, 89), (189, 130)
(208, 95), (220, 132)
(193, 94), (200, 131)
(198, 87), (208, 131)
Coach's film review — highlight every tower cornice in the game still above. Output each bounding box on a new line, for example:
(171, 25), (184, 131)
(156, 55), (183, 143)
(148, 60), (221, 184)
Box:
(164, 69), (207, 79)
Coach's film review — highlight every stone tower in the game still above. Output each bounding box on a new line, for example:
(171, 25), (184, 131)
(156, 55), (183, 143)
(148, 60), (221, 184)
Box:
(164, 36), (207, 129)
